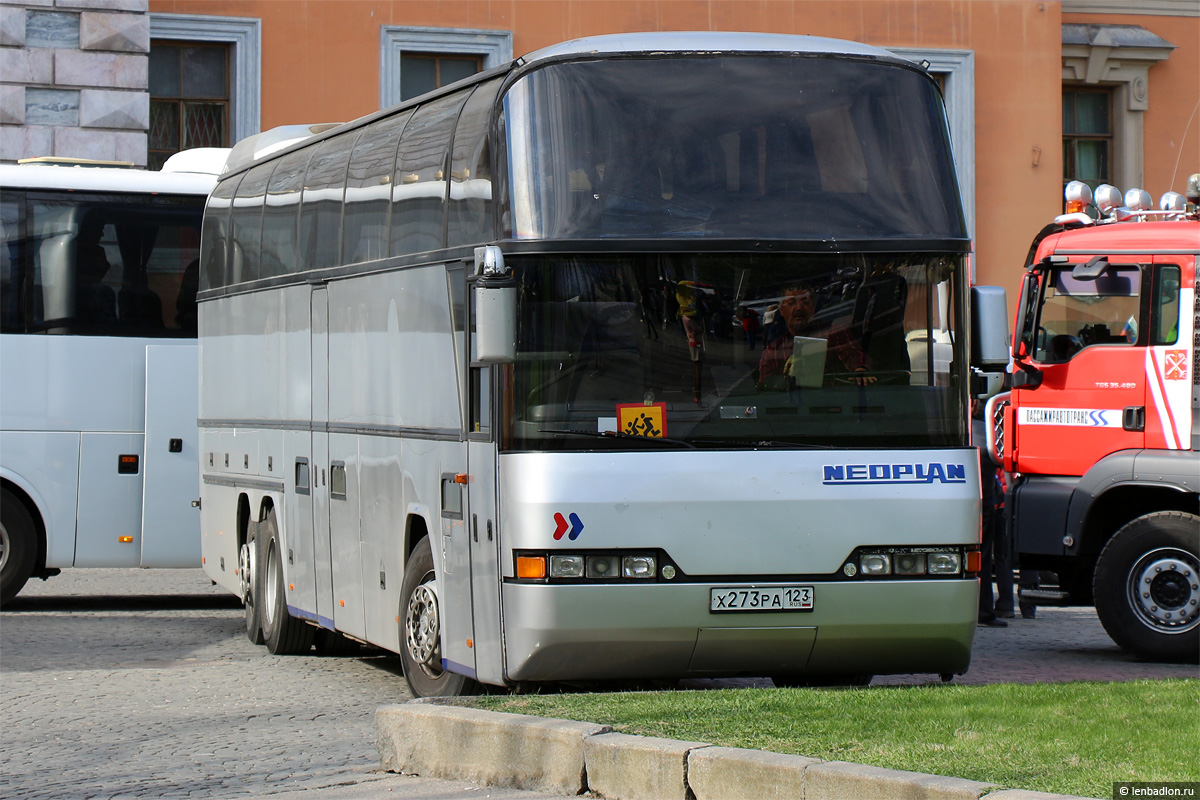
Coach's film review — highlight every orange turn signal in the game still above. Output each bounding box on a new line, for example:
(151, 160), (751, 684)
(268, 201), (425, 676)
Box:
(966, 550), (982, 573)
(118, 536), (133, 543)
(516, 555), (547, 580)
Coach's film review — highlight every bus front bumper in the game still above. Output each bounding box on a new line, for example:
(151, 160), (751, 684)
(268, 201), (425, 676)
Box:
(500, 579), (977, 682)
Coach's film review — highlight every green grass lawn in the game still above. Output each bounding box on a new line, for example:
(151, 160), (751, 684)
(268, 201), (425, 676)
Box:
(475, 679), (1199, 798)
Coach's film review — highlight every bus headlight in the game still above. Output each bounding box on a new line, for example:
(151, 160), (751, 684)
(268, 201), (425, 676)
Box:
(622, 555), (656, 579)
(549, 554), (584, 578)
(893, 553), (926, 575)
(586, 555), (619, 579)
(927, 552), (962, 575)
(860, 553), (892, 575)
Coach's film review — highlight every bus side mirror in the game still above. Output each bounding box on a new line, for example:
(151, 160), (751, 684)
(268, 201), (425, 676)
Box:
(473, 246), (516, 364)
(971, 285), (1010, 373)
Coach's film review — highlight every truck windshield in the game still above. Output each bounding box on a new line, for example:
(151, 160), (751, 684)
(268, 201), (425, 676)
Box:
(502, 55), (965, 242)
(502, 253), (966, 451)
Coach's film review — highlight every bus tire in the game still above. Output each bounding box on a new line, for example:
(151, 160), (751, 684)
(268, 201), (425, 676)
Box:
(241, 520), (264, 645)
(1, 489), (38, 606)
(399, 537), (479, 698)
(1093, 511), (1199, 663)
(258, 508), (313, 655)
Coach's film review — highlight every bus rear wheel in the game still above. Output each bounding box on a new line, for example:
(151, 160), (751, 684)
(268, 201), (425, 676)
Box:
(1093, 511), (1199, 663)
(399, 537), (478, 698)
(258, 508), (313, 655)
(241, 520), (264, 645)
(1, 489), (37, 605)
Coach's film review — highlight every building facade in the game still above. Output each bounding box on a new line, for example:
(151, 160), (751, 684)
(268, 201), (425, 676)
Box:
(1, 0), (1195, 291)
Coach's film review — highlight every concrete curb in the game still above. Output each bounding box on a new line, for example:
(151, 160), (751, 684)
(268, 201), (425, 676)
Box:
(375, 702), (1100, 800)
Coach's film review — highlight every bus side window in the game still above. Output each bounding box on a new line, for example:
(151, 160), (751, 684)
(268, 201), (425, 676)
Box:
(261, 148), (311, 279)
(201, 177), (239, 291)
(391, 92), (468, 258)
(300, 133), (358, 272)
(343, 111), (411, 265)
(448, 79), (501, 248)
(230, 161), (276, 284)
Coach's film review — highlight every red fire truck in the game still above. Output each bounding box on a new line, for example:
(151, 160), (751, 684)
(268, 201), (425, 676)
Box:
(985, 176), (1198, 662)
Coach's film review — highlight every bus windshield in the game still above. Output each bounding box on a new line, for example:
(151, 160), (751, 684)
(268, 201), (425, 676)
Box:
(504, 253), (964, 451)
(503, 55), (964, 242)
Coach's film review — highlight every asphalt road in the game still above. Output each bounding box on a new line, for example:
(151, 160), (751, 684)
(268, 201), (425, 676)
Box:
(2, 568), (1195, 799)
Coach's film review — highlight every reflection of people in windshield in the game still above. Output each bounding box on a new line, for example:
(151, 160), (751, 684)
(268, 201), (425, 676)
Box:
(758, 286), (871, 387)
(676, 280), (706, 403)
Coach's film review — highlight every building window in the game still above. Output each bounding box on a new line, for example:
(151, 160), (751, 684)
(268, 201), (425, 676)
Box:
(380, 27), (512, 110)
(401, 53), (483, 101)
(149, 42), (231, 169)
(1062, 89), (1112, 191)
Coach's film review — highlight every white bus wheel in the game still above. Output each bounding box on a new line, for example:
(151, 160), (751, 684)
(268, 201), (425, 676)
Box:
(0, 489), (38, 606)
(258, 508), (313, 655)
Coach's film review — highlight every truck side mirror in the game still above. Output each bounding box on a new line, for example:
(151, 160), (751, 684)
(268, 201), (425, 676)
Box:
(971, 285), (1010, 372)
(473, 246), (516, 364)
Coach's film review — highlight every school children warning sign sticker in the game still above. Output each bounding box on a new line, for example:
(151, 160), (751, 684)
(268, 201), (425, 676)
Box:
(617, 402), (668, 438)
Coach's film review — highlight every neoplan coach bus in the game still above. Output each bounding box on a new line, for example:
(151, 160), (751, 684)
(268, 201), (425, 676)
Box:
(198, 33), (1009, 696)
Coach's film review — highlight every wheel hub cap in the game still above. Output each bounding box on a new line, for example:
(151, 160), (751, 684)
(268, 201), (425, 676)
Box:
(405, 583), (440, 667)
(1128, 549), (1200, 632)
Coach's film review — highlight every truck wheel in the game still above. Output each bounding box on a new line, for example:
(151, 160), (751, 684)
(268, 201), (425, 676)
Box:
(258, 508), (313, 655)
(1, 489), (38, 605)
(241, 521), (264, 645)
(399, 537), (479, 698)
(1093, 512), (1199, 663)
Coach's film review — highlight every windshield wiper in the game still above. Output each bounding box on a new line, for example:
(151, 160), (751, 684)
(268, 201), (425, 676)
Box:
(538, 428), (697, 450)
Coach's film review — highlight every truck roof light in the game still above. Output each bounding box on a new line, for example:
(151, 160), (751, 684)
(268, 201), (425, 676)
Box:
(1064, 180), (1092, 214)
(1159, 191), (1185, 212)
(1124, 188), (1151, 212)
(1094, 184), (1122, 215)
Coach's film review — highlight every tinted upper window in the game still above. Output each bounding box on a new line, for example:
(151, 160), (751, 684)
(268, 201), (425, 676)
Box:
(300, 133), (357, 271)
(261, 148), (310, 279)
(448, 80), (500, 248)
(230, 160), (275, 284)
(200, 175), (238, 291)
(342, 110), (410, 265)
(3, 189), (204, 337)
(502, 56), (965, 242)
(390, 92), (468, 257)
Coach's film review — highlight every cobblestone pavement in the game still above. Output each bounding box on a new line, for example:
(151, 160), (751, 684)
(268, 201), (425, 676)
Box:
(2, 569), (1196, 799)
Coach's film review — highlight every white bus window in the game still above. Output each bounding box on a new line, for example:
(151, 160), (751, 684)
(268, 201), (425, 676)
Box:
(390, 92), (467, 258)
(448, 80), (501, 248)
(261, 148), (311, 279)
(230, 161), (276, 284)
(300, 134), (358, 271)
(343, 110), (411, 265)
(201, 177), (238, 291)
(8, 193), (204, 336)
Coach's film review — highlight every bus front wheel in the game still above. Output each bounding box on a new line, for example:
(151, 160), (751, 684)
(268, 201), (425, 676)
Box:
(399, 537), (478, 698)
(1093, 511), (1200, 663)
(258, 508), (313, 655)
(1, 489), (37, 605)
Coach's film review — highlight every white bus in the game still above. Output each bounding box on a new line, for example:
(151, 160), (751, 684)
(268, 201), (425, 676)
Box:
(1, 151), (224, 603)
(199, 32), (1006, 696)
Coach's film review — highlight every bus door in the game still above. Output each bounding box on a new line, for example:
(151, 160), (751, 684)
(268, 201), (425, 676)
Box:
(311, 286), (336, 628)
(465, 362), (504, 686)
(140, 343), (201, 567)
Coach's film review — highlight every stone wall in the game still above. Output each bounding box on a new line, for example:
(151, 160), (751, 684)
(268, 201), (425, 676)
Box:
(0, 0), (149, 165)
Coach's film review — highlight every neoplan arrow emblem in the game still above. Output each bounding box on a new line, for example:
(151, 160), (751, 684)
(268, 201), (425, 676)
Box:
(552, 512), (584, 541)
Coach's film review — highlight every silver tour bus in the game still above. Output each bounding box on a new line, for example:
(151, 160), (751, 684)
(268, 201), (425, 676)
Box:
(198, 32), (992, 696)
